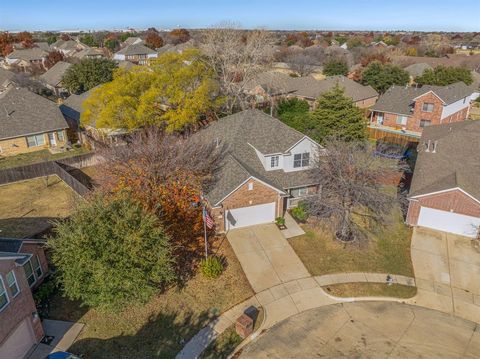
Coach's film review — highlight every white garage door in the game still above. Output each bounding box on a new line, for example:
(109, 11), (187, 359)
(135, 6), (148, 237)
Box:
(225, 202), (276, 230)
(418, 207), (480, 238)
(0, 318), (36, 359)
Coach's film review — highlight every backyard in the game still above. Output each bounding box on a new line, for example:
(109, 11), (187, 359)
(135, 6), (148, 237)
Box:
(46, 236), (254, 359)
(0, 176), (79, 238)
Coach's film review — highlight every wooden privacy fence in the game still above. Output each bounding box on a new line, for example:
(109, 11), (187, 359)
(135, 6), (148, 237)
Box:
(0, 153), (103, 197)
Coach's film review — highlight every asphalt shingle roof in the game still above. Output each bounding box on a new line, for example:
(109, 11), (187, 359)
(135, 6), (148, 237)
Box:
(60, 88), (93, 123)
(372, 82), (474, 115)
(6, 47), (48, 61)
(0, 68), (14, 87)
(404, 63), (433, 78)
(199, 109), (319, 204)
(40, 61), (72, 87)
(116, 43), (157, 56)
(0, 87), (68, 140)
(409, 120), (480, 200)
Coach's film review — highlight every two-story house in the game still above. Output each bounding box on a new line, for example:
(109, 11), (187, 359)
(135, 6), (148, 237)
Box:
(113, 43), (158, 65)
(200, 109), (322, 231)
(370, 82), (474, 140)
(0, 238), (48, 359)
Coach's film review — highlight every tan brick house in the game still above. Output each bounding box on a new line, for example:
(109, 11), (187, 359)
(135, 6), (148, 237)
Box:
(0, 238), (48, 358)
(0, 86), (69, 156)
(370, 82), (474, 140)
(200, 109), (322, 232)
(406, 121), (480, 238)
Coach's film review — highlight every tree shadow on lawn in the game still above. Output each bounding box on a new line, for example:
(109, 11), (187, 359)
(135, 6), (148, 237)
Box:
(69, 309), (212, 359)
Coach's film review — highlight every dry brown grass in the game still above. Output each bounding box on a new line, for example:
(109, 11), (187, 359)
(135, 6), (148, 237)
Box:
(0, 176), (79, 237)
(47, 236), (254, 359)
(323, 283), (417, 299)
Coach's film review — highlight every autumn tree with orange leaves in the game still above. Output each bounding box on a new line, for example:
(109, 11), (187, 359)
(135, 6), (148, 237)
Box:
(95, 127), (225, 266)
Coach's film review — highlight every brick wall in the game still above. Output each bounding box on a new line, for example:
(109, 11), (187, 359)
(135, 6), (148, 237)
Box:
(442, 107), (469, 124)
(0, 130), (67, 157)
(210, 178), (282, 232)
(407, 189), (480, 226)
(0, 259), (44, 346)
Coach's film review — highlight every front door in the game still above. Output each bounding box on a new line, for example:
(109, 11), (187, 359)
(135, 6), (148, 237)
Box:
(48, 132), (56, 146)
(377, 113), (384, 125)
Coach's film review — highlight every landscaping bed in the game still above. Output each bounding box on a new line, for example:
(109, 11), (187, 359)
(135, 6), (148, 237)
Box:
(47, 236), (254, 359)
(0, 176), (79, 237)
(322, 283), (417, 299)
(288, 207), (414, 277)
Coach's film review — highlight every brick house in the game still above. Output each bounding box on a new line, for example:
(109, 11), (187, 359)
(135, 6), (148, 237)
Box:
(113, 43), (158, 65)
(0, 86), (69, 156)
(370, 82), (474, 140)
(0, 238), (48, 358)
(200, 109), (322, 232)
(406, 121), (480, 238)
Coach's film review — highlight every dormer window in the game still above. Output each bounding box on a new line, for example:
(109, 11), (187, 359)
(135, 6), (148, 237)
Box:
(270, 156), (279, 168)
(293, 152), (310, 168)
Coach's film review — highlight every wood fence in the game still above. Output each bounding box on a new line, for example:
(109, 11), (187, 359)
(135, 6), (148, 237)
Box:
(368, 127), (420, 147)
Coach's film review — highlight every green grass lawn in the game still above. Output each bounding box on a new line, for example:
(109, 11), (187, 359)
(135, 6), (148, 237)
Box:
(47, 236), (254, 359)
(322, 283), (417, 299)
(0, 176), (79, 237)
(0, 146), (91, 170)
(288, 207), (414, 277)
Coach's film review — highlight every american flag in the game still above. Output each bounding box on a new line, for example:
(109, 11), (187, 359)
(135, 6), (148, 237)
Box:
(203, 208), (215, 229)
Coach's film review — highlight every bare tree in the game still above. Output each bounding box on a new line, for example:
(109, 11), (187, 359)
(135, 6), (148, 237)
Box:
(285, 52), (318, 76)
(306, 139), (405, 242)
(201, 22), (275, 113)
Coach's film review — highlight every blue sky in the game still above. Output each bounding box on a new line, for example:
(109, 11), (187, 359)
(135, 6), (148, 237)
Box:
(1, 0), (479, 32)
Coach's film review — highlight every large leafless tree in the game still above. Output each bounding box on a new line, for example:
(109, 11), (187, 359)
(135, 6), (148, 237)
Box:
(200, 22), (275, 113)
(306, 139), (405, 242)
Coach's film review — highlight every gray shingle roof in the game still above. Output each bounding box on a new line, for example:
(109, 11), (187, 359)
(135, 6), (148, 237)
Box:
(404, 63), (433, 78)
(6, 47), (48, 61)
(40, 61), (72, 87)
(0, 238), (45, 264)
(199, 109), (319, 204)
(0, 68), (14, 87)
(245, 71), (297, 95)
(123, 37), (143, 46)
(290, 75), (378, 102)
(0, 87), (68, 140)
(60, 88), (93, 122)
(116, 43), (157, 56)
(73, 47), (104, 59)
(34, 42), (51, 51)
(372, 82), (474, 115)
(409, 120), (480, 200)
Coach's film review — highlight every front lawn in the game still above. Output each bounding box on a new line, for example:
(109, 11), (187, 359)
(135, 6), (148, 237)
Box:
(322, 283), (417, 299)
(0, 176), (79, 237)
(288, 206), (414, 277)
(0, 146), (91, 170)
(47, 236), (254, 359)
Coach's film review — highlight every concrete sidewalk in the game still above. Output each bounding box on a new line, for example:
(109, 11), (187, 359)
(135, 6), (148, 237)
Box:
(227, 224), (310, 292)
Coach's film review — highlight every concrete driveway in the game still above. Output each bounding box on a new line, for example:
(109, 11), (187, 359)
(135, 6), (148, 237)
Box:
(240, 301), (480, 358)
(227, 224), (310, 293)
(411, 226), (480, 323)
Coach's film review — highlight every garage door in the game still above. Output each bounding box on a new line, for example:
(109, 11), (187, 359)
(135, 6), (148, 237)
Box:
(417, 207), (480, 238)
(225, 202), (276, 230)
(0, 318), (36, 359)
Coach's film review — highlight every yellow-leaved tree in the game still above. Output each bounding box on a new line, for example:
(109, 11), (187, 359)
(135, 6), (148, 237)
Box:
(81, 48), (223, 132)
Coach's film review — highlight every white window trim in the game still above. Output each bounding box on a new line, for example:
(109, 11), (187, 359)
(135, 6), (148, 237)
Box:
(248, 182), (254, 191)
(396, 115), (408, 125)
(293, 152), (310, 168)
(0, 276), (9, 312)
(24, 260), (36, 288)
(6, 270), (20, 298)
(270, 156), (279, 168)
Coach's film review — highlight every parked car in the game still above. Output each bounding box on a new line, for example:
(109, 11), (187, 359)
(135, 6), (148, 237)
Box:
(45, 352), (82, 359)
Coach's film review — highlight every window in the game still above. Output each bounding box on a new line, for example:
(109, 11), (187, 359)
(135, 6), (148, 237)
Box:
(270, 156), (279, 168)
(23, 260), (35, 287)
(293, 153), (310, 168)
(6, 271), (19, 297)
(422, 103), (434, 112)
(291, 187), (308, 197)
(420, 119), (431, 128)
(57, 130), (65, 142)
(248, 182), (253, 191)
(0, 276), (8, 311)
(31, 255), (43, 278)
(396, 115), (408, 125)
(26, 134), (45, 148)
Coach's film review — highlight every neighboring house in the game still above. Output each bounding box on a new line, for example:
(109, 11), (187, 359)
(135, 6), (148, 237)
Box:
(122, 36), (143, 47)
(392, 54), (480, 72)
(52, 40), (89, 57)
(370, 82), (474, 139)
(200, 109), (323, 232)
(0, 87), (69, 156)
(72, 47), (105, 60)
(290, 75), (379, 108)
(0, 68), (15, 89)
(5, 48), (48, 71)
(406, 121), (480, 238)
(0, 238), (48, 359)
(156, 39), (195, 55)
(113, 43), (158, 65)
(244, 71), (298, 104)
(404, 63), (433, 80)
(34, 42), (51, 52)
(39, 61), (72, 96)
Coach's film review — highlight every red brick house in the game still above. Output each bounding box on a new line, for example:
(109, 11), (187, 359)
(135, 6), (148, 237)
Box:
(200, 109), (322, 232)
(406, 121), (480, 238)
(370, 82), (474, 140)
(0, 238), (48, 358)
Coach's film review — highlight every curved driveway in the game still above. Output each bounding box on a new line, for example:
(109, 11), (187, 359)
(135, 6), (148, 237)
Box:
(240, 301), (480, 358)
